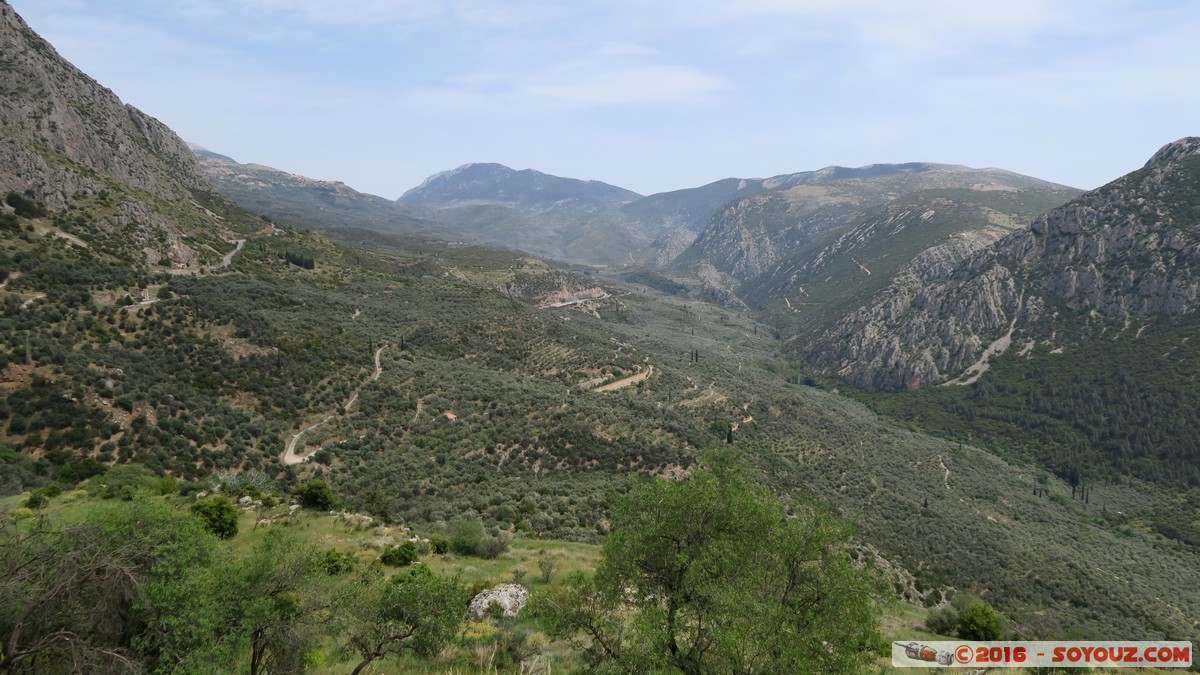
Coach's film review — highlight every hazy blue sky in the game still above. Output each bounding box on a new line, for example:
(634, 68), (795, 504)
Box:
(13, 0), (1200, 198)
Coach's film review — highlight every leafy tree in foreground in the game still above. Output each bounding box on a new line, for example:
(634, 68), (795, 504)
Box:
(0, 499), (218, 674)
(539, 453), (883, 674)
(225, 529), (338, 675)
(347, 566), (465, 675)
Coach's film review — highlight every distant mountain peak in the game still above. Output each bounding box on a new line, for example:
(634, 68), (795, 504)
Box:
(1144, 136), (1200, 168)
(411, 162), (515, 191)
(399, 163), (642, 209)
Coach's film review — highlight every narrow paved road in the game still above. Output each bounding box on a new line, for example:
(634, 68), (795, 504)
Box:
(166, 238), (245, 276)
(282, 344), (386, 465)
(222, 239), (246, 268)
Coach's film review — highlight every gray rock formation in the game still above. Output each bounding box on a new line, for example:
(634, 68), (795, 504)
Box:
(0, 0), (236, 265)
(0, 4), (207, 201)
(467, 583), (530, 620)
(805, 137), (1200, 390)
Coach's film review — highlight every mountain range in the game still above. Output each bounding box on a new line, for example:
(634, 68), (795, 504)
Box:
(806, 137), (1200, 390)
(3, 0), (1199, 650)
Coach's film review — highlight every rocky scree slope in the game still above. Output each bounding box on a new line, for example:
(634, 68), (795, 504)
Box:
(805, 137), (1200, 390)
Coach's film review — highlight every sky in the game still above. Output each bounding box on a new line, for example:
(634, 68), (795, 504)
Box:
(11, 0), (1200, 199)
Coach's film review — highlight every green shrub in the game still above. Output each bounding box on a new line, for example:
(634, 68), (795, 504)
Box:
(94, 464), (157, 500)
(156, 475), (178, 495)
(924, 606), (958, 636)
(478, 536), (508, 560)
(189, 495), (239, 539)
(957, 601), (1003, 640)
(949, 591), (983, 611)
(319, 549), (357, 576)
(537, 557), (557, 584)
(5, 192), (47, 218)
(381, 541), (419, 567)
(449, 518), (485, 556)
(428, 535), (450, 555)
(23, 490), (50, 510)
(294, 479), (337, 511)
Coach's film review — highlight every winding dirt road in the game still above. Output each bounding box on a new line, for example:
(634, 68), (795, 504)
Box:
(594, 365), (654, 392)
(166, 238), (245, 276)
(282, 344), (386, 465)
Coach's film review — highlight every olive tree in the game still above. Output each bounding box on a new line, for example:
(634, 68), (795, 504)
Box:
(346, 566), (465, 674)
(539, 453), (883, 674)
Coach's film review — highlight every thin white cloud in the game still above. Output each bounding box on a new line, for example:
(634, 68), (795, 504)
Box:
(392, 87), (498, 112)
(393, 60), (724, 111)
(11, 0), (1200, 197)
(391, 40), (724, 111)
(523, 64), (724, 106)
(232, 0), (440, 24)
(607, 0), (1074, 65)
(226, 0), (574, 30)
(520, 43), (724, 106)
(590, 42), (660, 58)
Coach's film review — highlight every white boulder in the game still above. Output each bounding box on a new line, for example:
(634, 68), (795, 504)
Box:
(468, 584), (530, 621)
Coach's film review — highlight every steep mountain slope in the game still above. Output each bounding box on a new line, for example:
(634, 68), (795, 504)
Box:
(807, 138), (1200, 390)
(674, 164), (1078, 287)
(805, 138), (1200, 490)
(618, 176), (773, 264)
(194, 151), (451, 237)
(0, 1), (253, 266)
(621, 177), (768, 234)
(398, 163), (650, 264)
(747, 185), (1079, 339)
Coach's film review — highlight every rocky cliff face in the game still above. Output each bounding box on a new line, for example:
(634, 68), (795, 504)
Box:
(671, 164), (1077, 316)
(0, 1), (237, 265)
(0, 3), (210, 201)
(805, 138), (1200, 390)
(1011, 138), (1200, 318)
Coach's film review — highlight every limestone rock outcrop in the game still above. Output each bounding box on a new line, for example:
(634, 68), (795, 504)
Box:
(805, 138), (1200, 390)
(467, 584), (530, 621)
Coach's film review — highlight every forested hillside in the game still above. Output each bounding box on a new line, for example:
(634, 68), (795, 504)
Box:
(2, 1), (1199, 666)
